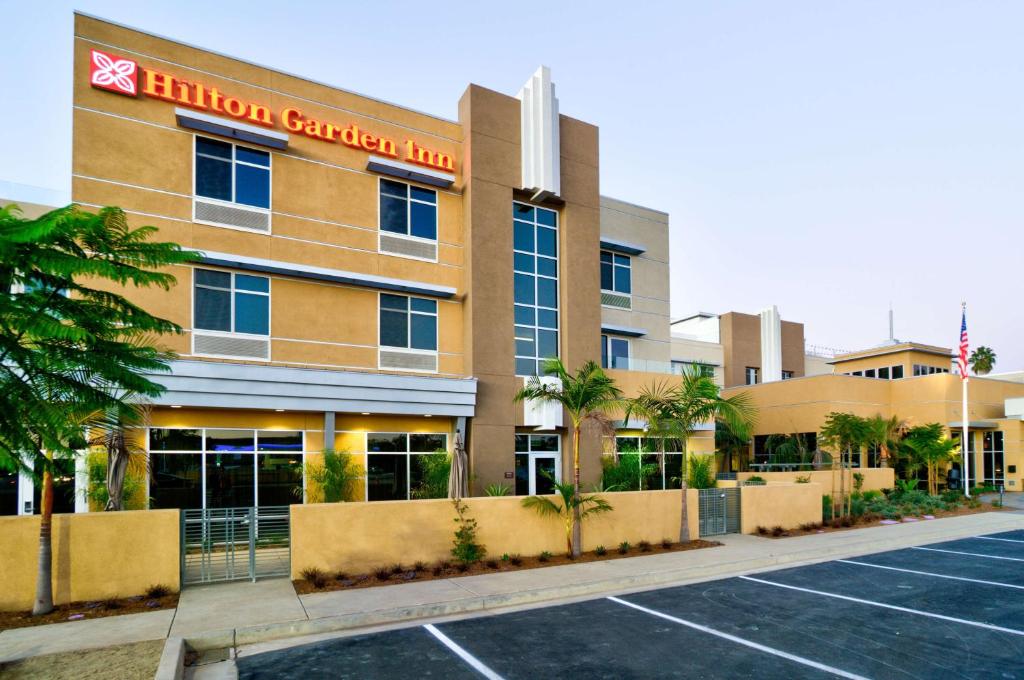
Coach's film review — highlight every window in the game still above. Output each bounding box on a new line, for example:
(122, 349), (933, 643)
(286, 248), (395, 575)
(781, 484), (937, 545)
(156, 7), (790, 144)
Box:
(366, 432), (448, 501)
(864, 368), (876, 378)
(782, 370), (794, 380)
(195, 137), (270, 209)
(983, 431), (1004, 487)
(513, 202), (559, 376)
(674, 361), (715, 378)
(891, 365), (904, 379)
(913, 364), (950, 376)
(194, 269), (270, 335)
(601, 334), (630, 369)
(606, 436), (683, 490)
(851, 371), (863, 377)
(379, 294), (437, 351)
(878, 367), (890, 379)
(745, 367), (759, 385)
(379, 179), (437, 241)
(148, 428), (304, 509)
(600, 251), (631, 295)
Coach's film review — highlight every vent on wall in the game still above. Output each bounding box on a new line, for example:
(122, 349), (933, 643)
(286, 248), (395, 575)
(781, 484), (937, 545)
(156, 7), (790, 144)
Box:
(193, 333), (270, 360)
(379, 349), (437, 372)
(379, 234), (437, 261)
(194, 199), (271, 233)
(601, 292), (631, 310)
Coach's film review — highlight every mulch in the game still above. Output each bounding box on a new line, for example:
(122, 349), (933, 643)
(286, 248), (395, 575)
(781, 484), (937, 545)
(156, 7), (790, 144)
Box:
(756, 501), (1003, 539)
(0, 592), (178, 631)
(294, 539), (722, 595)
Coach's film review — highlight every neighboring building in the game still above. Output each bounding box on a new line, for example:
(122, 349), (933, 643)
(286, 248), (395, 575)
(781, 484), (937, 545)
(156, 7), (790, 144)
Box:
(1, 14), (707, 515)
(722, 341), (1024, 490)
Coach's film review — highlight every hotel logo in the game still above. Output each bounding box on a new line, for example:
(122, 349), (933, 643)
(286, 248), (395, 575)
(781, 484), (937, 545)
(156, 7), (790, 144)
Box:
(89, 49), (138, 96)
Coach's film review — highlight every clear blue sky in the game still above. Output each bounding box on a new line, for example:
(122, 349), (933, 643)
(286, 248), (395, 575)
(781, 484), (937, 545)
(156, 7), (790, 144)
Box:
(2, 1), (1021, 369)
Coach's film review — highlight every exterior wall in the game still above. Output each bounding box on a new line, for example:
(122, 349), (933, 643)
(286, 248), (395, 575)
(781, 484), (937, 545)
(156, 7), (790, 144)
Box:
(998, 419), (1024, 491)
(737, 469), (894, 495)
(804, 353), (833, 377)
(720, 312), (761, 388)
(740, 483), (823, 533)
(0, 510), (179, 610)
(290, 489), (696, 575)
(781, 320), (806, 379)
(599, 197), (671, 368)
(831, 345), (953, 377)
(670, 336), (725, 385)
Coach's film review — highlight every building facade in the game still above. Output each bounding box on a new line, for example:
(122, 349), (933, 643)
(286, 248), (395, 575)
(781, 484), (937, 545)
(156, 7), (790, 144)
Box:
(0, 14), (708, 515)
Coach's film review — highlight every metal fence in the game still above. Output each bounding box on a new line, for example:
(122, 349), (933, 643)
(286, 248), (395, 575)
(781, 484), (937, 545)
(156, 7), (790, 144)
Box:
(181, 506), (291, 586)
(698, 488), (741, 537)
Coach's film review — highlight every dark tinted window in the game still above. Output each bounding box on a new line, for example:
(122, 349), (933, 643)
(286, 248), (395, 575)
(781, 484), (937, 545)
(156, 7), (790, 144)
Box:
(150, 428), (202, 451)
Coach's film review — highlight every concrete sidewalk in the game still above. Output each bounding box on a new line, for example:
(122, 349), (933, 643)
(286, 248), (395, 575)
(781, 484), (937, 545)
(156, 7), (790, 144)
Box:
(2, 511), (1022, 663)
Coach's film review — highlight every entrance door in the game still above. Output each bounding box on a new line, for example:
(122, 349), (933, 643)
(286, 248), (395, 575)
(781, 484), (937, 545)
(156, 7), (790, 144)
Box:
(529, 453), (560, 495)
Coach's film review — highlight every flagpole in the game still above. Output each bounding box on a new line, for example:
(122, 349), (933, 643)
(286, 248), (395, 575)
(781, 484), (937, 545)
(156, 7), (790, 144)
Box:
(961, 301), (970, 499)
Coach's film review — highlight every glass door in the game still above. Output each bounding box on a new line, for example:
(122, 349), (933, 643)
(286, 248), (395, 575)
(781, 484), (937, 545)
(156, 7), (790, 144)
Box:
(529, 453), (560, 495)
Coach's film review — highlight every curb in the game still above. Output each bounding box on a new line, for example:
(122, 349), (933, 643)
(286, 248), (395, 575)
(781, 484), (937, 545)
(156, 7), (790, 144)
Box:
(184, 513), (1024, 652)
(154, 636), (186, 680)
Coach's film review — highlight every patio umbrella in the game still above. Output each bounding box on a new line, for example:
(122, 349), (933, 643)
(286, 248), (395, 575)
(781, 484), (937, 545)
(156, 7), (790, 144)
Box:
(448, 432), (468, 499)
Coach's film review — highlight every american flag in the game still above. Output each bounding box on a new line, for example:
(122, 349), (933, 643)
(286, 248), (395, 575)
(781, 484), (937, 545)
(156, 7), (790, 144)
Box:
(958, 307), (969, 379)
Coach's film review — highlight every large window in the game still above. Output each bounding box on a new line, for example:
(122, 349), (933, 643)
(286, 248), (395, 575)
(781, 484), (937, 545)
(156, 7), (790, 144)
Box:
(149, 428), (303, 509)
(600, 251), (631, 295)
(194, 269), (270, 336)
(913, 364), (950, 376)
(195, 137), (270, 209)
(513, 203), (559, 376)
(379, 294), (437, 351)
(609, 436), (683, 490)
(601, 334), (630, 370)
(366, 432), (448, 501)
(983, 431), (1004, 487)
(379, 179), (437, 241)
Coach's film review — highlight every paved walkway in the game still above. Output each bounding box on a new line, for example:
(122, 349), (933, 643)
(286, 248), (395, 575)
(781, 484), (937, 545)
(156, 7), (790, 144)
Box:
(2, 511), (1022, 664)
(981, 490), (1024, 510)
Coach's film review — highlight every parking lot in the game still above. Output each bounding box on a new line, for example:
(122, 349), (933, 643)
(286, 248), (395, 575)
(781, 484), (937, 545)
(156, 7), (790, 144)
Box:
(237, 529), (1024, 679)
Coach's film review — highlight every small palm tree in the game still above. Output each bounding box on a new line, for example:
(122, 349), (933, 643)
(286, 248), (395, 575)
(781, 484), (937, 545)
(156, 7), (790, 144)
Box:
(515, 358), (622, 557)
(521, 478), (612, 556)
(864, 414), (908, 470)
(669, 365), (756, 542)
(903, 423), (959, 495)
(968, 346), (996, 375)
(714, 416), (751, 473)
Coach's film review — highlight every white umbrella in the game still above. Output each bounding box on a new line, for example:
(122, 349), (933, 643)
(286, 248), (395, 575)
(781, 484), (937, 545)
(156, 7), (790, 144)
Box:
(448, 432), (468, 499)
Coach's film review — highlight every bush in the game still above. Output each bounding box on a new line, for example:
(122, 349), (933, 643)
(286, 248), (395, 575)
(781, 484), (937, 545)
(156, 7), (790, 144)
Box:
(794, 475), (811, 484)
(602, 454), (658, 492)
(301, 567), (328, 588)
(413, 562), (427, 572)
(822, 495), (833, 522)
(145, 584), (173, 598)
(509, 554), (522, 566)
(538, 551), (552, 563)
(687, 454), (717, 490)
(411, 452), (452, 499)
(638, 540), (652, 552)
(302, 449), (364, 503)
(618, 541), (631, 554)
(595, 545), (607, 556)
(798, 522), (821, 532)
(451, 499), (486, 565)
(853, 472), (864, 492)
(745, 476), (767, 486)
(485, 483), (512, 497)
(940, 489), (963, 503)
(390, 563), (404, 575)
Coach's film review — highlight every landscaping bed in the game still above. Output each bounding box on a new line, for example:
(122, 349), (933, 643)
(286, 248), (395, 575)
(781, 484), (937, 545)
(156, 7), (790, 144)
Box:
(756, 490), (1003, 539)
(0, 639), (164, 679)
(0, 586), (178, 631)
(294, 538), (722, 594)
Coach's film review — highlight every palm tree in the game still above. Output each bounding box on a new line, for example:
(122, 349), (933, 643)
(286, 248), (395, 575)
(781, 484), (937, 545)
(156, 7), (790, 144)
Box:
(515, 358), (623, 557)
(764, 433), (811, 468)
(864, 414), (908, 470)
(668, 365), (756, 542)
(86, 397), (150, 511)
(714, 416), (751, 473)
(521, 478), (613, 556)
(903, 423), (959, 495)
(0, 205), (197, 614)
(968, 346), (996, 376)
(819, 413), (870, 518)
(624, 382), (689, 490)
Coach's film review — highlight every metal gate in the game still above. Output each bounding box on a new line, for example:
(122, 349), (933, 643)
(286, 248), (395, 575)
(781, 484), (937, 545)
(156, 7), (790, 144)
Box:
(698, 488), (741, 536)
(181, 506), (291, 585)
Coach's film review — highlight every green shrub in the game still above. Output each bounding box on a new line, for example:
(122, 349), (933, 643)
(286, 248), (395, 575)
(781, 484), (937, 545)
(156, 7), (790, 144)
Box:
(861, 490), (882, 502)
(822, 495), (833, 522)
(595, 545), (607, 556)
(302, 449), (364, 503)
(687, 454), (717, 489)
(940, 489), (963, 503)
(638, 540), (652, 552)
(794, 475), (811, 484)
(538, 551), (552, 562)
(618, 541), (631, 554)
(745, 476), (766, 486)
(411, 452), (452, 499)
(853, 472), (864, 492)
(451, 499), (486, 564)
(485, 483), (512, 497)
(601, 454), (658, 491)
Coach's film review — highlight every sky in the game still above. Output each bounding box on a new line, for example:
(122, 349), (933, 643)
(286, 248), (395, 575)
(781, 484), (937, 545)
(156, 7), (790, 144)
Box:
(1, 1), (1021, 369)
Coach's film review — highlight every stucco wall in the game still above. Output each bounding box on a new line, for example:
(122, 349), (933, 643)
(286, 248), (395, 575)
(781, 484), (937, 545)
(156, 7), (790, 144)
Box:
(736, 468), (894, 495)
(291, 489), (699, 576)
(740, 483), (823, 533)
(0, 510), (179, 611)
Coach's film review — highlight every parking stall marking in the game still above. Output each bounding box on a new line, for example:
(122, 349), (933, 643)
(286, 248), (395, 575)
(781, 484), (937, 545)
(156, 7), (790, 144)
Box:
(423, 624), (505, 680)
(911, 546), (1024, 562)
(607, 596), (870, 680)
(837, 559), (1024, 590)
(739, 575), (1024, 637)
(974, 536), (1024, 544)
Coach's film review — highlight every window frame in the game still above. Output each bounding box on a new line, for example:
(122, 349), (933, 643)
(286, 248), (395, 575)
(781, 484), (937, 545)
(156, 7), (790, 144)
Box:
(513, 201), (560, 377)
(377, 292), (439, 365)
(365, 431), (449, 501)
(192, 268), (271, 348)
(514, 433), (563, 496)
(377, 177), (439, 261)
(600, 334), (631, 370)
(745, 366), (759, 385)
(599, 250), (632, 297)
(192, 135), (273, 233)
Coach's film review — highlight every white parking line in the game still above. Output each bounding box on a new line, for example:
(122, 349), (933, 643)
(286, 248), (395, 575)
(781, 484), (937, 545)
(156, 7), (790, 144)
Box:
(740, 576), (1024, 637)
(912, 546), (1024, 562)
(974, 536), (1024, 544)
(607, 596), (870, 680)
(423, 624), (504, 680)
(837, 559), (1024, 590)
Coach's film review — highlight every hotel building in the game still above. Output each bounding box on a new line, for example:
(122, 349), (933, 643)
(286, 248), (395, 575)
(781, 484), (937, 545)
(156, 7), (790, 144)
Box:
(0, 14), (707, 515)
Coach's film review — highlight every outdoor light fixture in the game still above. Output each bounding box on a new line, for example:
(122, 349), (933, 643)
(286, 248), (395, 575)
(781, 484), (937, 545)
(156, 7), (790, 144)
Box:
(274, 409), (285, 412)
(170, 405), (182, 409)
(361, 412), (371, 415)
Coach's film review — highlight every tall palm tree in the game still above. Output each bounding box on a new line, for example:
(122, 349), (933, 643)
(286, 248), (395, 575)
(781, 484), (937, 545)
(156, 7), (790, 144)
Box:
(968, 346), (996, 376)
(515, 358), (623, 557)
(667, 365), (756, 542)
(624, 382), (689, 490)
(864, 414), (908, 470)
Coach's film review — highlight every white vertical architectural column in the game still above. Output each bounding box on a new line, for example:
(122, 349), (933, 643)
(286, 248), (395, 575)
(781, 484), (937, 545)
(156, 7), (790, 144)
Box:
(523, 376), (563, 430)
(517, 66), (560, 200)
(17, 472), (33, 515)
(760, 305), (783, 383)
(75, 454), (89, 513)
